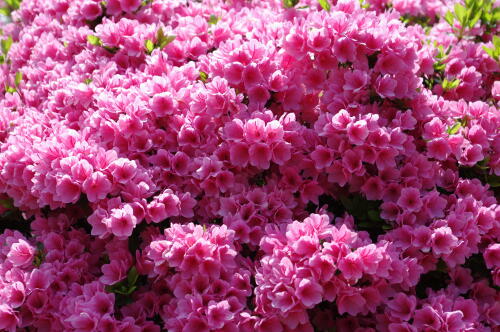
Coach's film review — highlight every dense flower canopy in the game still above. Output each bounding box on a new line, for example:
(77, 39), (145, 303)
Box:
(0, 0), (499, 331)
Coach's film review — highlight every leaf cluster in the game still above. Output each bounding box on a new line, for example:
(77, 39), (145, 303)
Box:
(144, 28), (176, 54)
(483, 35), (500, 62)
(87, 35), (119, 53)
(444, 0), (499, 39)
(0, 0), (21, 18)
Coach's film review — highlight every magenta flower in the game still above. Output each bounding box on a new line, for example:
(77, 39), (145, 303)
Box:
(397, 188), (422, 212)
(83, 172), (112, 202)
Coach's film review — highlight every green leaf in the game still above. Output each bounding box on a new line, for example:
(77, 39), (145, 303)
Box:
(283, 0), (299, 8)
(14, 71), (22, 87)
(433, 61), (446, 72)
(492, 6), (500, 21)
(1, 36), (13, 56)
(156, 28), (175, 50)
(127, 266), (139, 286)
(454, 4), (467, 24)
(0, 8), (11, 16)
(318, 0), (331, 11)
(444, 11), (455, 26)
(0, 198), (13, 209)
(156, 27), (165, 42)
(436, 259), (448, 272)
(159, 35), (175, 49)
(5, 0), (21, 10)
(33, 242), (45, 267)
(103, 46), (119, 53)
(468, 9), (482, 28)
(367, 209), (381, 222)
(442, 78), (460, 91)
(145, 39), (154, 53)
(5, 85), (16, 93)
(208, 14), (220, 25)
(483, 45), (496, 60)
(87, 35), (102, 46)
(446, 121), (462, 135)
(199, 70), (208, 83)
(493, 35), (500, 49)
(487, 174), (500, 187)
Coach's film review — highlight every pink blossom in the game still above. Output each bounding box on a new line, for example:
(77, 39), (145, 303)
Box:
(110, 205), (137, 237)
(311, 146), (333, 169)
(387, 294), (416, 321)
(83, 171), (112, 202)
(7, 239), (35, 267)
(119, 0), (141, 13)
(431, 226), (458, 255)
(337, 291), (366, 316)
(427, 138), (451, 160)
(484, 244), (500, 269)
(81, 1), (102, 20)
(333, 37), (356, 63)
(249, 143), (272, 169)
(230, 142), (250, 167)
(0, 305), (18, 332)
(295, 279), (323, 308)
(397, 188), (422, 212)
(55, 175), (81, 203)
(207, 301), (233, 329)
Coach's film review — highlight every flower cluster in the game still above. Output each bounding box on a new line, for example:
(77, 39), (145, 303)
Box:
(0, 0), (498, 331)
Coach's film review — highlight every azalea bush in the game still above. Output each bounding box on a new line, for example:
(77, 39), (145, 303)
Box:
(0, 0), (499, 331)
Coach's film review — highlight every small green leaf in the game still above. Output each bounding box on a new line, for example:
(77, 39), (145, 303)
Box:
(155, 28), (176, 50)
(446, 121), (462, 135)
(0, 198), (13, 209)
(318, 0), (331, 11)
(1, 36), (13, 55)
(5, 0), (21, 10)
(159, 35), (175, 49)
(87, 35), (102, 46)
(127, 266), (139, 286)
(156, 27), (165, 41)
(436, 259), (448, 272)
(492, 7), (500, 21)
(283, 0), (299, 8)
(483, 45), (496, 60)
(103, 46), (119, 53)
(493, 35), (500, 49)
(199, 70), (208, 83)
(0, 8), (10, 17)
(434, 61), (446, 72)
(487, 174), (500, 187)
(5, 85), (16, 93)
(468, 10), (482, 28)
(444, 11), (454, 26)
(33, 242), (45, 267)
(454, 4), (467, 24)
(145, 39), (154, 53)
(442, 78), (460, 91)
(367, 210), (381, 222)
(14, 71), (22, 87)
(208, 14), (220, 25)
